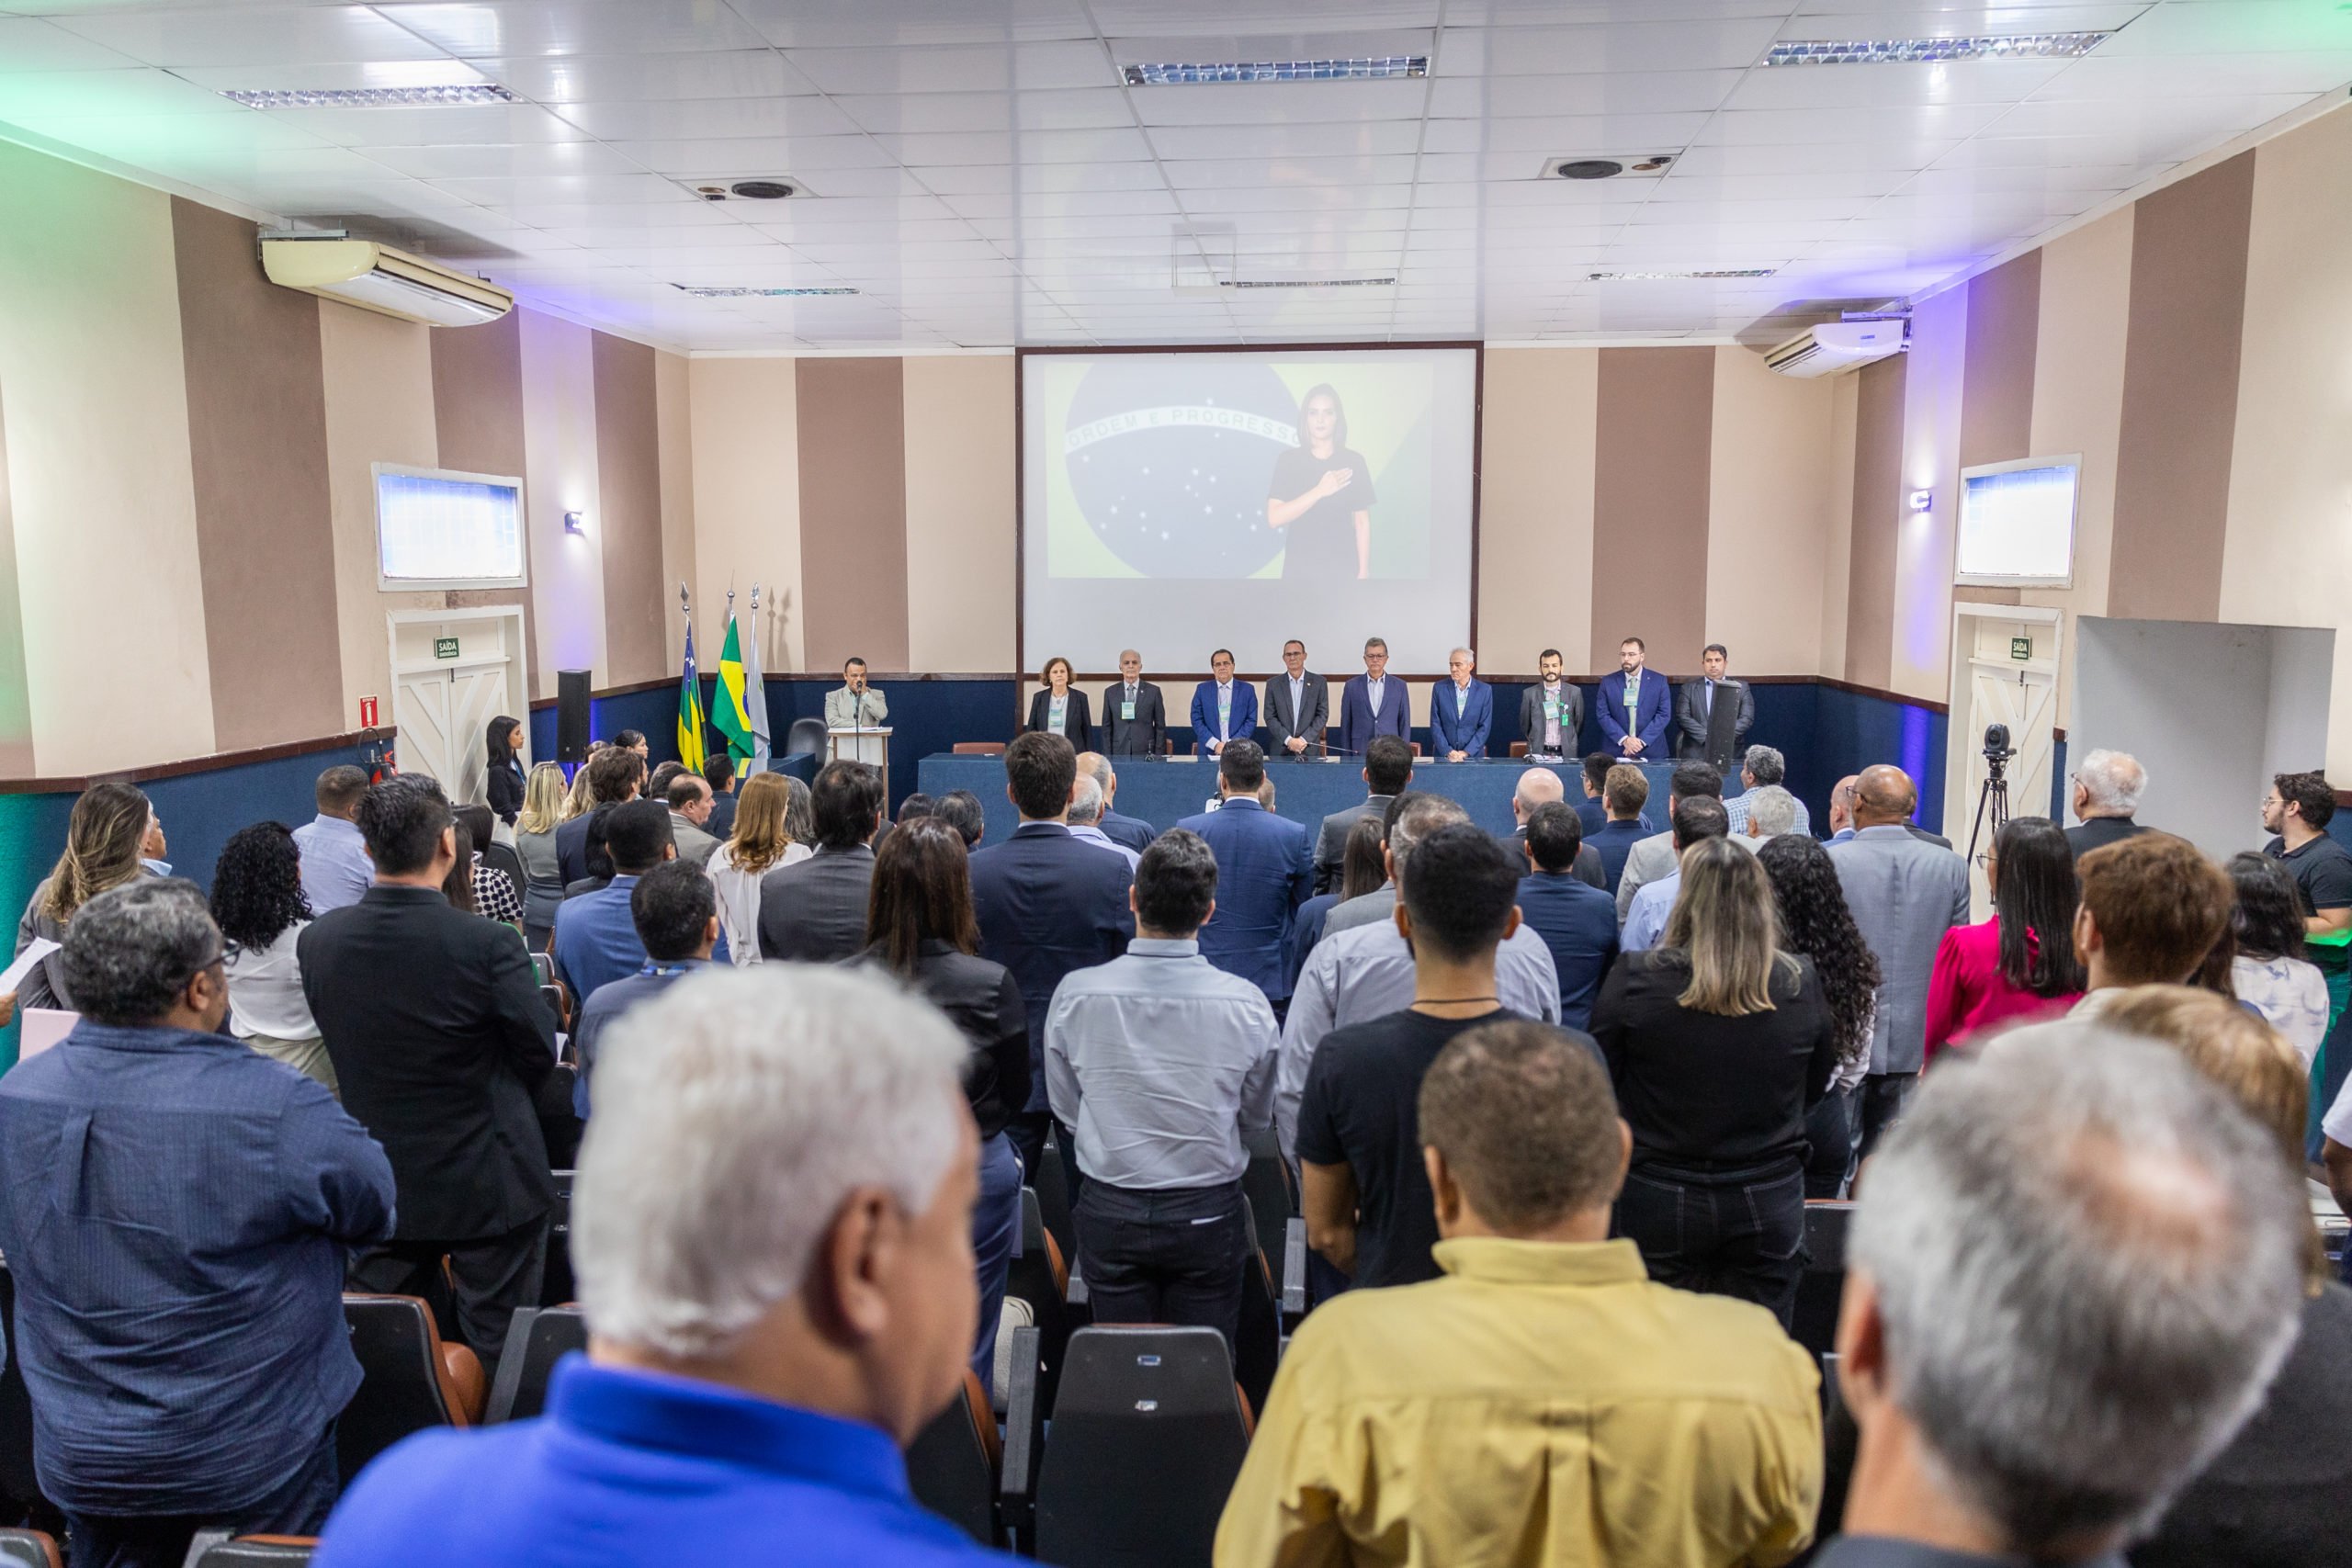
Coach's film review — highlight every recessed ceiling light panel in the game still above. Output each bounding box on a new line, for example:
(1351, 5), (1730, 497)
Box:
(220, 85), (519, 109)
(1766, 32), (2109, 65)
(1222, 276), (1397, 289)
(1124, 56), (1427, 86)
(1589, 268), (1780, 281)
(671, 286), (858, 299)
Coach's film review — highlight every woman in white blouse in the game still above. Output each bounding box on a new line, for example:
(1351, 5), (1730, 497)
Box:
(707, 773), (814, 965)
(2228, 852), (2333, 1068)
(209, 822), (336, 1093)
(1023, 656), (1093, 746)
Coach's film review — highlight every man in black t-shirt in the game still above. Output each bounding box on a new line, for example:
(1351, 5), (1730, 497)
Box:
(1297, 823), (1600, 1290)
(2262, 770), (2352, 937)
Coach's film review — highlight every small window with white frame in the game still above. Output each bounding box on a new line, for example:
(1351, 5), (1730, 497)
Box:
(374, 463), (528, 591)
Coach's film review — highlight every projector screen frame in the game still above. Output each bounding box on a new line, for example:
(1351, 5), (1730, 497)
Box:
(1953, 452), (2082, 591)
(371, 460), (530, 592)
(1013, 340), (1486, 687)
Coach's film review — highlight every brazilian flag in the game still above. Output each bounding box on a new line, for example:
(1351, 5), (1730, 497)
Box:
(711, 614), (756, 765)
(677, 622), (708, 772)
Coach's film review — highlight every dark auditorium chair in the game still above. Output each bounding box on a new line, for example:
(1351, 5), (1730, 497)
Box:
(539, 1170), (576, 1308)
(1792, 1201), (1853, 1358)
(1819, 1350), (1858, 1542)
(952, 741), (1006, 756)
(1031, 1138), (1075, 1260)
(337, 1295), (484, 1483)
(1235, 1202), (1281, 1417)
(785, 716), (829, 758)
(1005, 1190), (1075, 1414)
(0, 1529), (57, 1568)
(1239, 1127), (1292, 1292)
(905, 1369), (1002, 1547)
(187, 1536), (316, 1565)
(1018, 1325), (1254, 1568)
(485, 1305), (589, 1425)
(0, 1264), (47, 1515)
(1510, 741), (1528, 758)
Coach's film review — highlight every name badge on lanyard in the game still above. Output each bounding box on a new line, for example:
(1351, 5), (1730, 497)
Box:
(1122, 700), (1136, 721)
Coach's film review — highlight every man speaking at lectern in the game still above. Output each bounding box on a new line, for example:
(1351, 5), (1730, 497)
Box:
(824, 657), (888, 731)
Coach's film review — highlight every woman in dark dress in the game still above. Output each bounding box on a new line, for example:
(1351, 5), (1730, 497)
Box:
(1022, 656), (1094, 747)
(485, 715), (526, 825)
(1265, 383), (1376, 580)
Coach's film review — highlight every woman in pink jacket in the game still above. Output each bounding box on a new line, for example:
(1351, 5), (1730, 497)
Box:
(1924, 816), (2085, 1063)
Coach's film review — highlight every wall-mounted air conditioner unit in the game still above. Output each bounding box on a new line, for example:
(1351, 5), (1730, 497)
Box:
(1764, 319), (1907, 378)
(260, 233), (512, 327)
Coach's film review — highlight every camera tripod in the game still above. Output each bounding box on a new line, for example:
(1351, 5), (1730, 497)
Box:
(1966, 749), (2011, 866)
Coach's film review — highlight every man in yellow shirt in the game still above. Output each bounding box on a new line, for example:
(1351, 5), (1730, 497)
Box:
(1216, 1019), (1821, 1568)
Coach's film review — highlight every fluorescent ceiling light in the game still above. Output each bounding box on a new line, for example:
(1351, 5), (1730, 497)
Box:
(1589, 268), (1779, 280)
(1766, 32), (2109, 65)
(220, 84), (519, 108)
(1124, 57), (1427, 86)
(671, 286), (859, 298)
(1223, 276), (1397, 289)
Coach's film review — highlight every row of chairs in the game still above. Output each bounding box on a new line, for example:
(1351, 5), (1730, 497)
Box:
(0, 1528), (310, 1565)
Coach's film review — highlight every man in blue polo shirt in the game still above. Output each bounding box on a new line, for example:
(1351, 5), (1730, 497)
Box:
(552, 799), (726, 1004)
(571, 862), (719, 1118)
(313, 964), (1012, 1568)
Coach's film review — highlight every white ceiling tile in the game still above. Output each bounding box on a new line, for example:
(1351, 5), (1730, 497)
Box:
(1103, 28), (1434, 66)
(0, 67), (244, 119)
(482, 50), (813, 103)
(1146, 119), (1423, 159)
(1974, 90), (2312, 138)
(358, 139), (643, 178)
(1668, 140), (1960, 175)
(783, 40), (1118, 95)
(0, 17), (144, 72)
(1161, 153), (1419, 187)
(270, 102), (592, 145)
(729, 0), (1095, 48)
(873, 127), (1156, 166)
(1433, 19), (1782, 76)
(1724, 59), (2075, 111)
(1697, 103), (2012, 143)
(831, 87), (1133, 135)
(426, 171), (685, 203)
(2100, 0), (2352, 55)
(1418, 112), (1713, 152)
(379, 1), (773, 59)
(914, 161), (1170, 195)
(1427, 68), (1744, 117)
(1126, 78), (1430, 126)
(50, 5), (450, 67)
(548, 96), (859, 141)
(1778, 3), (2148, 32)
(2030, 51), (2352, 99)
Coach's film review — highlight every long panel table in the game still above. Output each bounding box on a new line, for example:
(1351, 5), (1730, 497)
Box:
(914, 754), (1680, 844)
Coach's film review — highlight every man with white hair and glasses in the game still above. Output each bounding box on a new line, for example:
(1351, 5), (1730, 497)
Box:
(2064, 748), (2152, 857)
(314, 966), (1015, 1567)
(1816, 1023), (2309, 1566)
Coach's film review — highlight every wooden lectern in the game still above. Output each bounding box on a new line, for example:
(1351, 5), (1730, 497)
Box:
(828, 726), (892, 801)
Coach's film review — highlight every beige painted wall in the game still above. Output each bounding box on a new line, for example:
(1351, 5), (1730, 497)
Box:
(687, 356), (806, 673)
(0, 141), (215, 773)
(2222, 106), (2352, 775)
(1476, 347), (1598, 674)
(518, 309), (609, 690)
(903, 355), (1016, 673)
(1706, 346), (1835, 679)
(654, 348), (697, 675)
(1890, 283), (1971, 703)
(1818, 371), (1859, 679)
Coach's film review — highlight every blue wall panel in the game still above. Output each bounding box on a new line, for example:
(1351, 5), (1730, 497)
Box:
(1815, 686), (1950, 835)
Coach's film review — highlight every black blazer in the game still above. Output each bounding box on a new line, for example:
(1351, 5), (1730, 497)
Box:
(757, 844), (876, 963)
(555, 812), (596, 886)
(298, 885), (557, 1242)
(868, 940), (1031, 1143)
(487, 758), (526, 824)
(967, 823), (1136, 1111)
(1023, 688), (1094, 748)
(1263, 671), (1331, 754)
(1099, 680), (1166, 757)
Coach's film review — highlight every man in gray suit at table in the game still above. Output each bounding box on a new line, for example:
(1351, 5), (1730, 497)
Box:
(1828, 764), (1971, 1164)
(1263, 638), (1330, 760)
(1516, 648), (1584, 761)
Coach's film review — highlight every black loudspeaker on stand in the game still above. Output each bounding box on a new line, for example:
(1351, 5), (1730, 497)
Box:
(557, 670), (592, 763)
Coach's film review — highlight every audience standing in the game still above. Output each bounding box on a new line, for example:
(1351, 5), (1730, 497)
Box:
(1829, 764), (1970, 1156)
(968, 732), (1136, 1179)
(1758, 834), (1882, 1199)
(455, 803), (525, 926)
(1589, 763), (1651, 893)
(1824, 773), (1861, 843)
(1046, 829), (1278, 1347)
(1724, 745), (1811, 837)
(292, 765), (374, 913)
(1078, 750), (1157, 855)
(2228, 851), (2331, 1066)
(0, 880), (394, 1568)
(1592, 838), (1838, 1326)
(1313, 734), (1411, 896)
(1064, 773), (1141, 870)
(699, 752), (739, 840)
(664, 773), (721, 869)
(1921, 816), (2084, 1062)
(570, 862), (718, 1117)
(1623, 795), (1731, 953)
(1218, 1020), (1821, 1568)
(2071, 833), (2233, 1012)
(1298, 823), (1578, 1290)
(933, 788), (986, 849)
(554, 799), (685, 1002)
(211, 822), (335, 1092)
(555, 749), (643, 886)
(485, 716), (527, 826)
(512, 762), (570, 949)
(15, 781), (158, 1010)
(1176, 741), (1312, 1007)
(757, 761), (884, 963)
(1513, 800), (1619, 1030)
(1615, 761), (1723, 919)
(1283, 814), (1385, 998)
(1509, 766), (1605, 888)
(2262, 771), (2352, 1076)
(313, 967), (1015, 1568)
(2064, 748), (2152, 855)
(706, 772), (800, 966)
(1816, 1027), (2306, 1568)
(300, 775), (560, 1370)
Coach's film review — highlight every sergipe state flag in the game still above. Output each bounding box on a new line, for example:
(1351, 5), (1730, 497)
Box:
(676, 623), (708, 773)
(712, 614), (756, 765)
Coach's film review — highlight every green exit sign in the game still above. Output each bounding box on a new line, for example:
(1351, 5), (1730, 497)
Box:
(434, 637), (460, 660)
(2009, 636), (2033, 661)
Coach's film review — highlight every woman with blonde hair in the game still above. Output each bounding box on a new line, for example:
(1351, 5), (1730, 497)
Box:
(707, 773), (814, 965)
(1589, 836), (1839, 1327)
(15, 782), (158, 1010)
(512, 761), (570, 949)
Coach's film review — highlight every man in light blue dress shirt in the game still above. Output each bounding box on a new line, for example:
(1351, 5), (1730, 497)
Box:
(291, 764), (376, 912)
(1622, 797), (1730, 953)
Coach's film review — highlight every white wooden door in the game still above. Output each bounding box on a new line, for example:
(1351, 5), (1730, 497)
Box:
(1958, 617), (2058, 916)
(388, 611), (521, 806)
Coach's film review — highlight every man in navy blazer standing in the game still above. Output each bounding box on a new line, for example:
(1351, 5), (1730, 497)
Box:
(1176, 741), (1312, 1007)
(968, 732), (1136, 1178)
(1427, 647), (1494, 761)
(1190, 649), (1259, 759)
(1596, 636), (1672, 760)
(1336, 636), (1413, 759)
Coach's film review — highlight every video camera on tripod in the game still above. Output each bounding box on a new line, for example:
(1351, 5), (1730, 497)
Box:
(1968, 723), (2015, 864)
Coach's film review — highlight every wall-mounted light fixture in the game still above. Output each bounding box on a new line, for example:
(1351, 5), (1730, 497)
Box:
(563, 510), (586, 535)
(1907, 489), (1934, 513)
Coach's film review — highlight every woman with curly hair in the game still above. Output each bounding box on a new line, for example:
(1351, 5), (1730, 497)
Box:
(1757, 832), (1883, 1200)
(15, 782), (157, 1010)
(211, 822), (336, 1093)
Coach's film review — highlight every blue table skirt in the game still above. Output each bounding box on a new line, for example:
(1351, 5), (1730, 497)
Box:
(914, 755), (1681, 844)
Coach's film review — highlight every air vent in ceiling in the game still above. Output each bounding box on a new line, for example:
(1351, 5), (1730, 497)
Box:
(1546, 153), (1677, 181)
(677, 177), (803, 202)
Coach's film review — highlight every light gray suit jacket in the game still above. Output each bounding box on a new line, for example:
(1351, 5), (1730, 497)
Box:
(1828, 824), (1972, 1077)
(1518, 683), (1585, 756)
(668, 813), (720, 870)
(1615, 831), (1680, 921)
(823, 686), (888, 730)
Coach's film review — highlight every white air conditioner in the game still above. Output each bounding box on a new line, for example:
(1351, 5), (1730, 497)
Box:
(1764, 319), (1907, 378)
(260, 235), (512, 328)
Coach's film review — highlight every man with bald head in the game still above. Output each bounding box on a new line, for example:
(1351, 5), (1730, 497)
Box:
(1828, 764), (1971, 1159)
(1510, 768), (1603, 890)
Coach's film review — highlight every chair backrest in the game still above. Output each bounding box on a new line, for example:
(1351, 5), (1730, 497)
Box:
(1007, 1190), (1072, 1414)
(193, 1538), (316, 1566)
(1239, 1127), (1292, 1280)
(0, 1529), (57, 1568)
(785, 716), (830, 757)
(1030, 1139), (1075, 1260)
(1819, 1350), (1858, 1537)
(1034, 1326), (1252, 1568)
(905, 1369), (1001, 1547)
(0, 1264), (43, 1510)
(540, 1171), (577, 1308)
(1234, 1201), (1281, 1419)
(338, 1295), (476, 1484)
(1792, 1201), (1853, 1357)
(484, 1305), (589, 1424)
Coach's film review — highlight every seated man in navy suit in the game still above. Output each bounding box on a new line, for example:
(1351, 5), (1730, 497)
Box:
(1190, 649), (1259, 760)
(1595, 636), (1671, 761)
(1337, 636), (1413, 759)
(967, 731), (1136, 1178)
(1427, 647), (1494, 761)
(1176, 741), (1312, 1008)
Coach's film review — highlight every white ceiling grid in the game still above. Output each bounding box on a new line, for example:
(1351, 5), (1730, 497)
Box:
(0, 0), (2345, 350)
